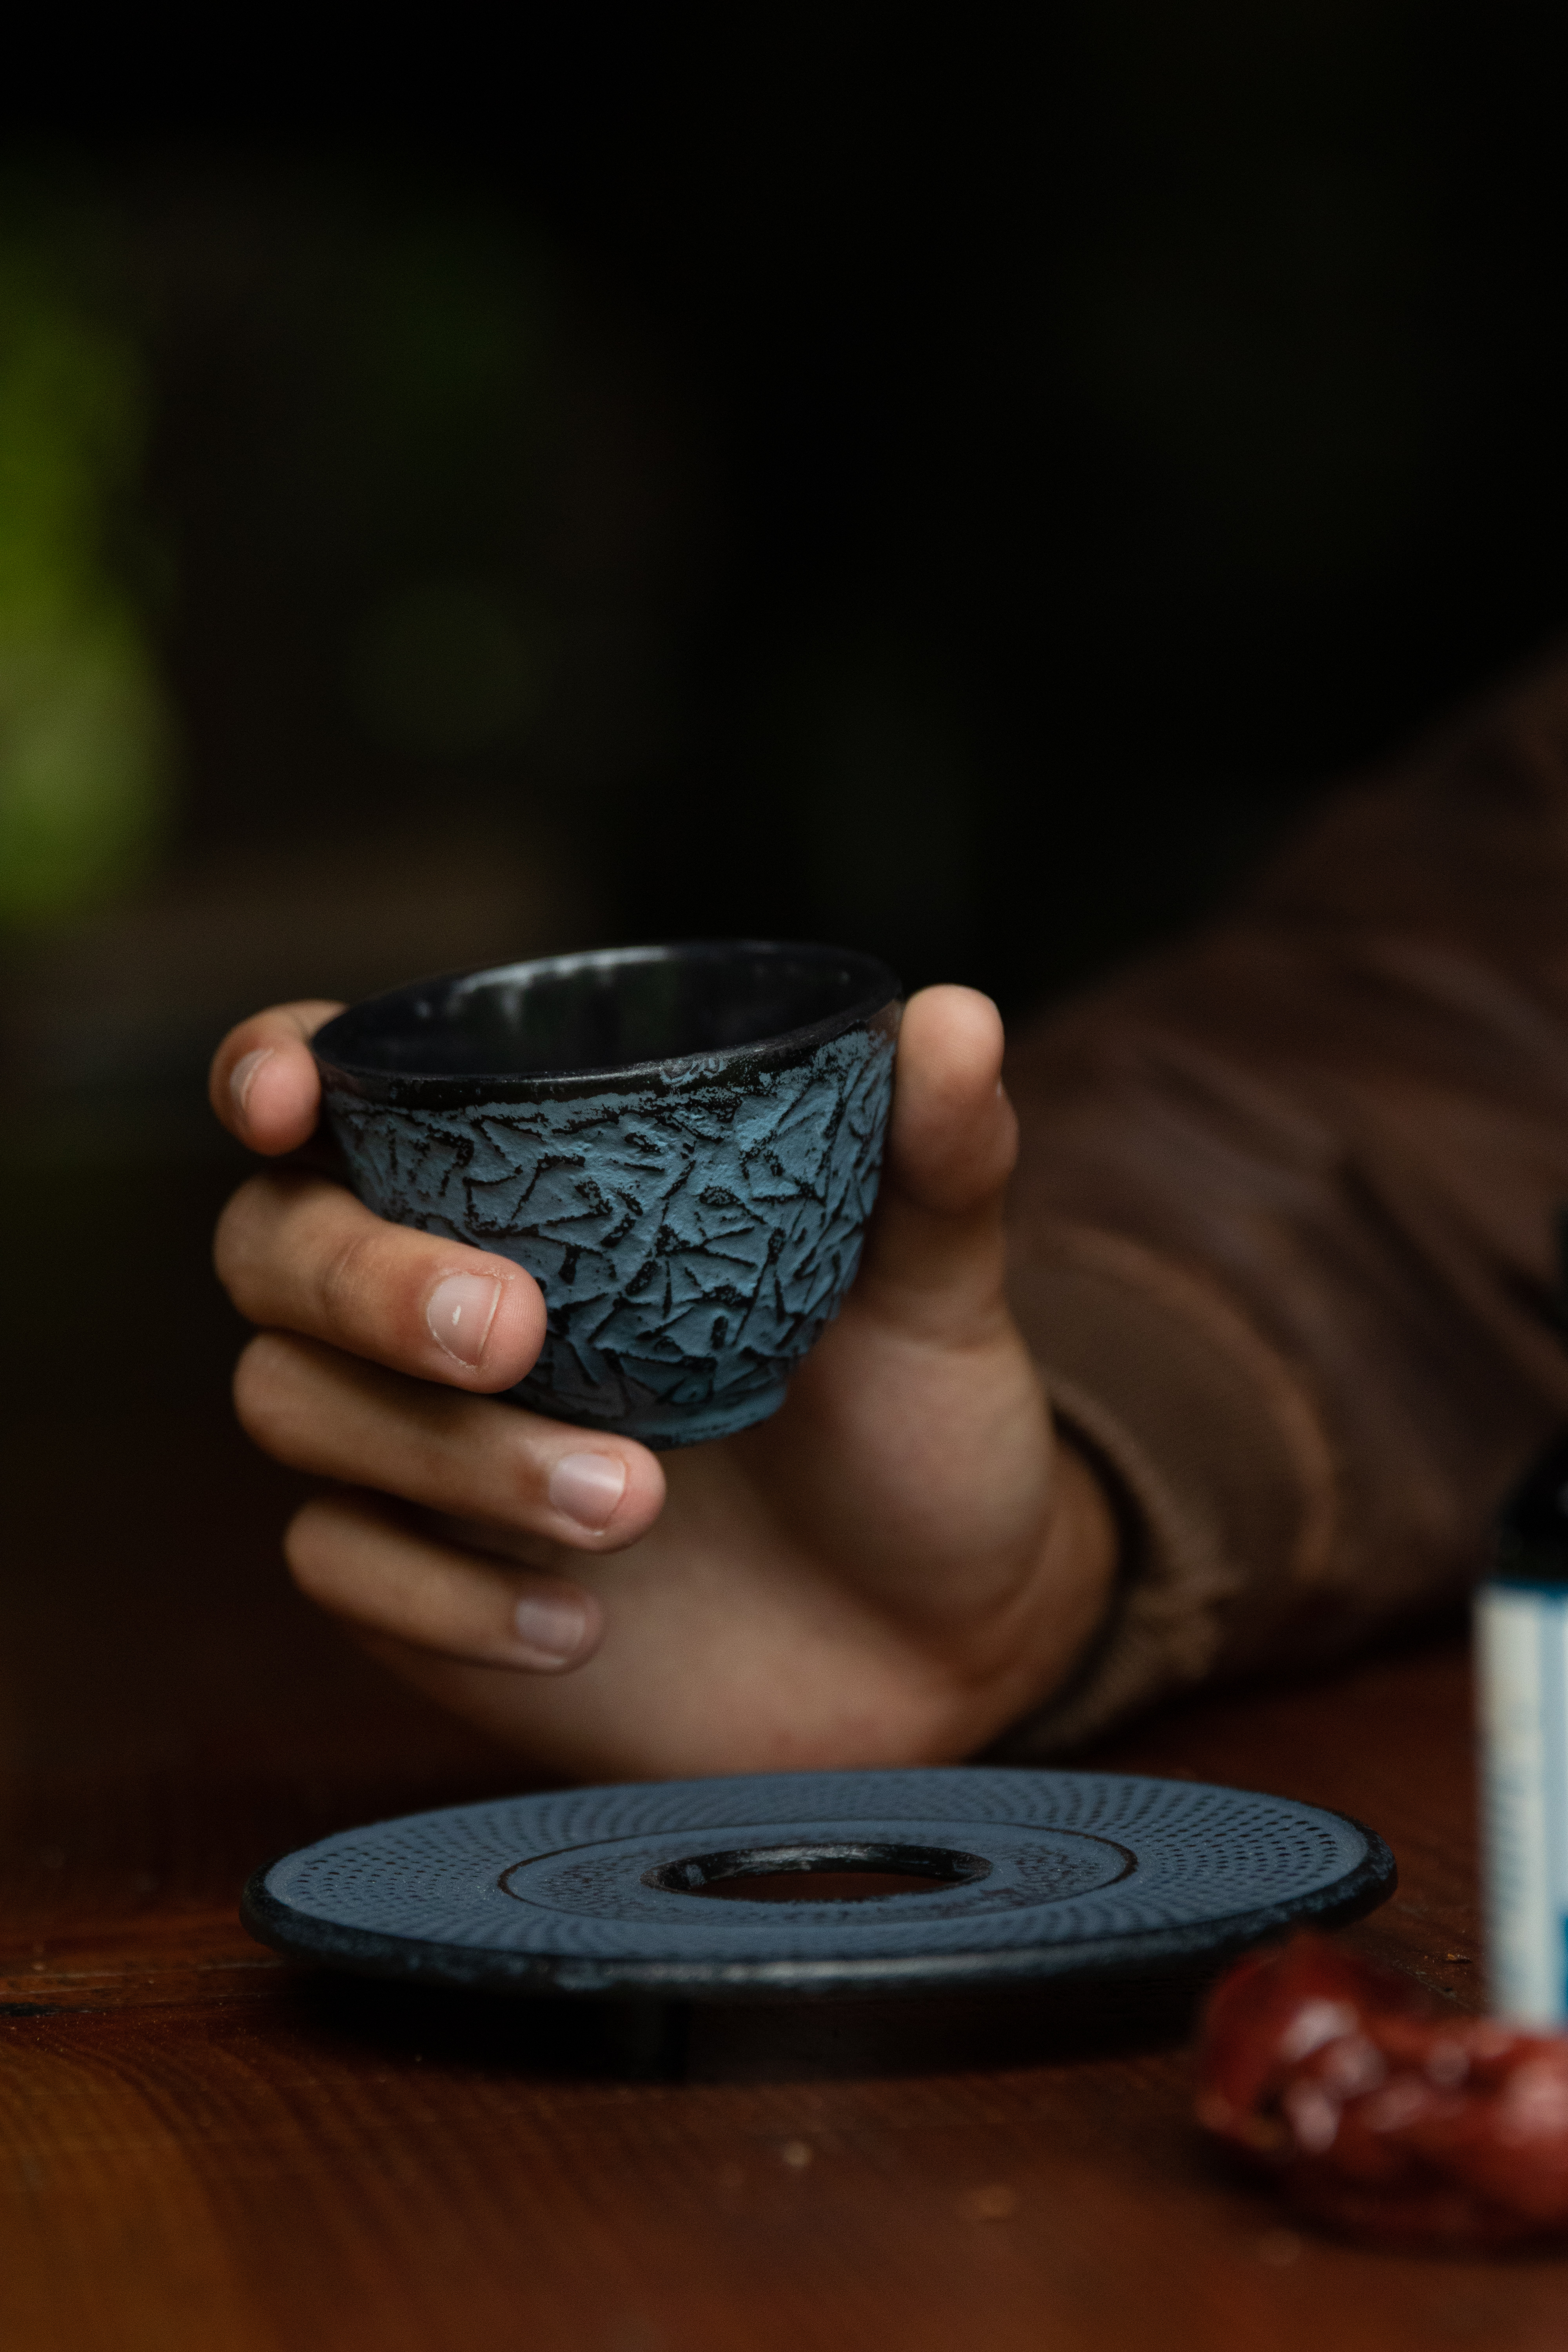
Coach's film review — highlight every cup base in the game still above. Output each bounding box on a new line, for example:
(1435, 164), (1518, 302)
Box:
(514, 1375), (791, 1451)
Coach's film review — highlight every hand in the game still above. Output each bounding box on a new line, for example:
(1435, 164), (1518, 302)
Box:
(210, 988), (1118, 1780)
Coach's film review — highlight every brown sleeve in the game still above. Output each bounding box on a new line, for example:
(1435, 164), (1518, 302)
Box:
(1002, 643), (1568, 1749)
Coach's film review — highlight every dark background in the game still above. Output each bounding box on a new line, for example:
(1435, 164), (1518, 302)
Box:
(3, 4), (1568, 1389)
(9, 11), (1568, 1058)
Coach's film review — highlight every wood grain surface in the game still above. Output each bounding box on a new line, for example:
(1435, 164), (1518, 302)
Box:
(2, 1161), (1564, 2350)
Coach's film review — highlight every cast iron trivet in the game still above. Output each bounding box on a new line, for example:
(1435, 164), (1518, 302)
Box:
(242, 1767), (1395, 2001)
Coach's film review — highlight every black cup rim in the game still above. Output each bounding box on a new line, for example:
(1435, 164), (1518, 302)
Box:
(311, 940), (904, 1109)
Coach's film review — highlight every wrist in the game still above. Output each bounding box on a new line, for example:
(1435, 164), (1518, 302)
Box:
(922, 1426), (1122, 1760)
(1033, 1432), (1122, 1693)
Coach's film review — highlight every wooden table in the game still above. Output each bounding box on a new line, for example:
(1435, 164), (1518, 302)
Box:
(3, 1162), (1564, 2349)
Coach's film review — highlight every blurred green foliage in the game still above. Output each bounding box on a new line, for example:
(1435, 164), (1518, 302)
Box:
(125, 183), (666, 840)
(0, 237), (173, 927)
(349, 579), (552, 760)
(333, 221), (561, 761)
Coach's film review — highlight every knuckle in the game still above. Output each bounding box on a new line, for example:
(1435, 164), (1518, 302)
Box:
(231, 1332), (297, 1448)
(316, 1220), (390, 1343)
(282, 1501), (335, 1602)
(212, 1175), (272, 1305)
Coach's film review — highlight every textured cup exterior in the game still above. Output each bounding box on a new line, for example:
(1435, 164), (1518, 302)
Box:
(321, 1013), (898, 1445)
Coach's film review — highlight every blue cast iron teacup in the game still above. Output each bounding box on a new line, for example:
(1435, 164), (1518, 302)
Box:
(311, 941), (903, 1446)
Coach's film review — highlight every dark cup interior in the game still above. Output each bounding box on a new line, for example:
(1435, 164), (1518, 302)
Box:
(315, 942), (900, 1083)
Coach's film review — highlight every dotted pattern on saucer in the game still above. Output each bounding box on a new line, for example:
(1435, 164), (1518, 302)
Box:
(254, 1767), (1387, 1989)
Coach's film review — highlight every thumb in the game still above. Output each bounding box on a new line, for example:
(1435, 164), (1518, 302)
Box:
(853, 984), (1017, 1338)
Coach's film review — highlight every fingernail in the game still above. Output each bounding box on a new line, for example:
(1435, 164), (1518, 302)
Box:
(513, 1593), (592, 1666)
(548, 1452), (627, 1531)
(426, 1272), (503, 1368)
(231, 1047), (275, 1124)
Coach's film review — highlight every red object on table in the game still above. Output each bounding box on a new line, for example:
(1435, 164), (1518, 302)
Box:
(1196, 1932), (1568, 2247)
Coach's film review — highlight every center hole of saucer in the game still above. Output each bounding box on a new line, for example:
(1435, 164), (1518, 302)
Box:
(642, 1840), (993, 1904)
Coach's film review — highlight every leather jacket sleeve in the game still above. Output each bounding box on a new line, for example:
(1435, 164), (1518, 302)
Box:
(1002, 644), (1568, 1746)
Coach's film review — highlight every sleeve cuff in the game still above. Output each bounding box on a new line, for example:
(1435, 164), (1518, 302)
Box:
(998, 1224), (1341, 1751)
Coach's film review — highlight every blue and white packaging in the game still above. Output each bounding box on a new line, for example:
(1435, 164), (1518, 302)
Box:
(1478, 1573), (1568, 2023)
(1478, 1422), (1568, 2024)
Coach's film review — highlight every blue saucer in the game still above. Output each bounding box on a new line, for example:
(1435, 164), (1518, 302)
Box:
(243, 1766), (1394, 2002)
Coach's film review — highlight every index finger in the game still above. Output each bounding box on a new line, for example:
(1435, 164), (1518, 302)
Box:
(209, 1000), (344, 1156)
